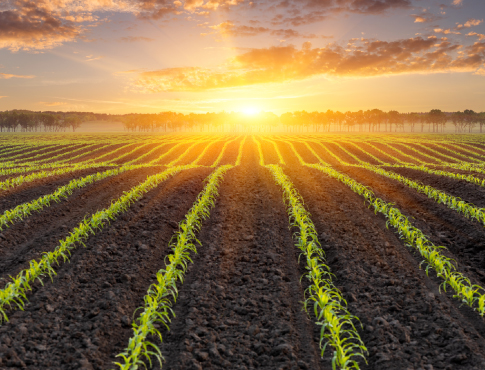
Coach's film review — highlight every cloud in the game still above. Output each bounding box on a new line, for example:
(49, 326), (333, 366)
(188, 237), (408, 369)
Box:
(0, 0), (245, 50)
(207, 21), (318, 38)
(475, 66), (485, 75)
(0, 72), (34, 79)
(0, 1), (84, 51)
(465, 19), (483, 27)
(413, 16), (427, 23)
(0, 96), (7, 99)
(134, 0), (244, 19)
(39, 101), (67, 106)
(85, 55), (104, 61)
(282, 0), (411, 13)
(434, 28), (461, 35)
(467, 32), (485, 41)
(269, 0), (412, 26)
(411, 12), (441, 23)
(456, 18), (483, 29)
(452, 0), (463, 6)
(130, 37), (485, 92)
(119, 36), (155, 42)
(271, 12), (328, 27)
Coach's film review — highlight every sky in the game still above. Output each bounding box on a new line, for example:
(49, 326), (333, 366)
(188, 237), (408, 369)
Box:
(0, 0), (484, 114)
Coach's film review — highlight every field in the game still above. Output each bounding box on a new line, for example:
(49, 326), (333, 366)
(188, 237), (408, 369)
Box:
(1, 133), (485, 370)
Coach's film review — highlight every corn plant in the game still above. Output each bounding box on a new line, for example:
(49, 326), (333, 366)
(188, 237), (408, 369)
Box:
(235, 135), (247, 166)
(266, 164), (367, 370)
(0, 165), (139, 230)
(342, 141), (389, 165)
(414, 142), (478, 164)
(0, 165), (195, 323)
(388, 164), (485, 187)
(166, 141), (203, 167)
(210, 137), (237, 167)
(360, 164), (485, 227)
(261, 138), (286, 165)
(0, 143), (63, 164)
(307, 163), (485, 317)
(114, 165), (233, 370)
(253, 136), (265, 166)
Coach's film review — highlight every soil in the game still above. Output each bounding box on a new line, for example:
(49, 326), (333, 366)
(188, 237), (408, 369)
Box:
(0, 136), (485, 370)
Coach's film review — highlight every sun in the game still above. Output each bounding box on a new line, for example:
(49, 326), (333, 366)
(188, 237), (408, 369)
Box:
(241, 107), (260, 116)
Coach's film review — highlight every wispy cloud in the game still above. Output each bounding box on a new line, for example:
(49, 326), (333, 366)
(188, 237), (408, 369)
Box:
(0, 72), (34, 79)
(85, 55), (104, 62)
(39, 101), (67, 106)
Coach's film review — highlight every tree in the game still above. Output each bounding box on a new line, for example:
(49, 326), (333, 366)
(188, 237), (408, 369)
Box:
(406, 113), (420, 132)
(64, 115), (82, 132)
(464, 109), (479, 133)
(427, 109), (447, 133)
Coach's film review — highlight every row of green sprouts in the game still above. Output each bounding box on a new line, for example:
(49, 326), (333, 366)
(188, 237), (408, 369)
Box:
(266, 164), (367, 370)
(115, 164), (233, 369)
(0, 165), (193, 323)
(307, 163), (485, 316)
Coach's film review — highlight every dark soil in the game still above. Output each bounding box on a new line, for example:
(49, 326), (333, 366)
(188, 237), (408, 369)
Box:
(1, 136), (485, 370)
(278, 140), (485, 370)
(156, 139), (326, 370)
(0, 167), (119, 213)
(68, 144), (128, 164)
(0, 167), (213, 369)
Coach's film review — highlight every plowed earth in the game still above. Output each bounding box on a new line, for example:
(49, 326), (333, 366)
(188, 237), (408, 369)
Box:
(0, 136), (485, 370)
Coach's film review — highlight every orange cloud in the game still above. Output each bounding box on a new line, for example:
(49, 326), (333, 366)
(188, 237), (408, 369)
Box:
(0, 72), (35, 79)
(131, 37), (485, 92)
(467, 32), (485, 41)
(0, 0), (245, 49)
(464, 19), (483, 27)
(411, 12), (441, 23)
(0, 1), (83, 51)
(457, 18), (483, 29)
(434, 28), (461, 35)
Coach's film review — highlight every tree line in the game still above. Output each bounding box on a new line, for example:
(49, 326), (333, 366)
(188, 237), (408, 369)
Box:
(120, 109), (485, 133)
(1, 109), (484, 133)
(0, 111), (98, 132)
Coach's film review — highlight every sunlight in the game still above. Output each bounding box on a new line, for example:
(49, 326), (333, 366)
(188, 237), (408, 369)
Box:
(241, 106), (260, 116)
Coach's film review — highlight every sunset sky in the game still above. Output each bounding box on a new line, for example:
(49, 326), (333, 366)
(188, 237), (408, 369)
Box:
(1, 0), (484, 114)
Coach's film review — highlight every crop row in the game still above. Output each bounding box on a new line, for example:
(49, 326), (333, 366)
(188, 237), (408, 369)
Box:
(278, 139), (485, 317)
(0, 165), (194, 323)
(266, 163), (367, 370)
(115, 164), (234, 369)
(0, 164), (136, 231)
